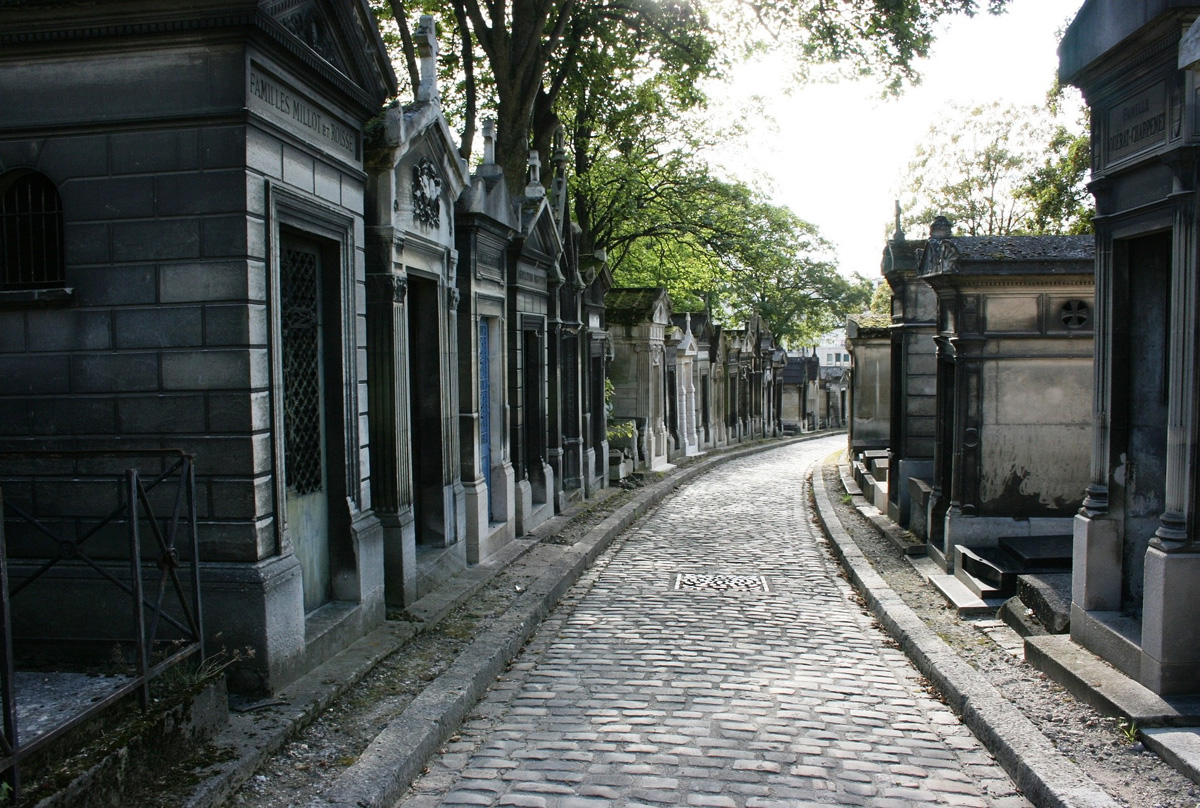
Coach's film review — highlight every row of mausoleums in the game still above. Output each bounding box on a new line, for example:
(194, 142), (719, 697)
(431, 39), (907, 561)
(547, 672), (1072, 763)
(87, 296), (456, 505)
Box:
(847, 0), (1200, 697)
(604, 292), (841, 475)
(0, 1), (831, 694)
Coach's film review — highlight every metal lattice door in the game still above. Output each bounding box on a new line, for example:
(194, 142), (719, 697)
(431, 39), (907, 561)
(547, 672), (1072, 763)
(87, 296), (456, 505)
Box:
(281, 241), (331, 613)
(479, 321), (492, 521)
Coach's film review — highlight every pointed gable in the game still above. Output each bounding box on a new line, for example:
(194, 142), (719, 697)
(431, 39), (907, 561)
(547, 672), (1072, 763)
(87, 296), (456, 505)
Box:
(259, 0), (397, 111)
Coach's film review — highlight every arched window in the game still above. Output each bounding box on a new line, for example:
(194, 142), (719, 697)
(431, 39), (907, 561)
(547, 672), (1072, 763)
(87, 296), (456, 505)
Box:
(0, 169), (65, 289)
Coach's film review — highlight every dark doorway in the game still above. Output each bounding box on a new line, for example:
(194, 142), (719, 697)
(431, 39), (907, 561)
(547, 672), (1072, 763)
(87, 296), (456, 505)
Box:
(930, 353), (957, 554)
(590, 353), (605, 477)
(408, 276), (445, 545)
(522, 328), (547, 502)
(1115, 231), (1172, 613)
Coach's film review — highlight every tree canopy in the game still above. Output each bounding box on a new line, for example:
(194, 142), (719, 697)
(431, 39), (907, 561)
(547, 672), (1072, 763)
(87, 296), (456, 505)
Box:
(371, 0), (1009, 343)
(899, 95), (1092, 238)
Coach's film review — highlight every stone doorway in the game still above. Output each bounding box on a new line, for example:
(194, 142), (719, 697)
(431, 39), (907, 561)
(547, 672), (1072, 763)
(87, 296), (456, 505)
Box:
(407, 275), (447, 546)
(1115, 230), (1172, 614)
(522, 328), (547, 504)
(279, 234), (349, 614)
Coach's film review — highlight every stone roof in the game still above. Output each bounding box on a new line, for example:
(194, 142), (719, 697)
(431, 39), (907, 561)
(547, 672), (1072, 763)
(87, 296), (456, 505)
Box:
(782, 356), (807, 385)
(605, 287), (669, 326)
(919, 235), (1095, 279)
(882, 238), (926, 280)
(1059, 0), (1196, 84)
(847, 312), (891, 339)
(946, 235), (1093, 261)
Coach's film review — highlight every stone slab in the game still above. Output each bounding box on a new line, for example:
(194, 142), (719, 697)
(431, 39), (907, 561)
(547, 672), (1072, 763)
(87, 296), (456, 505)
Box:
(1141, 728), (1200, 786)
(1017, 573), (1071, 634)
(929, 572), (1003, 616)
(838, 463), (925, 557)
(1025, 635), (1200, 727)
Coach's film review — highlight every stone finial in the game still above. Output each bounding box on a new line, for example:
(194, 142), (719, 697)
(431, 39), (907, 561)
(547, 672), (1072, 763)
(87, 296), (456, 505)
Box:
(929, 215), (953, 239)
(382, 106), (404, 147)
(892, 200), (905, 241)
(482, 118), (496, 165)
(525, 150), (545, 199)
(551, 125), (568, 221)
(553, 125), (568, 170)
(415, 15), (439, 103)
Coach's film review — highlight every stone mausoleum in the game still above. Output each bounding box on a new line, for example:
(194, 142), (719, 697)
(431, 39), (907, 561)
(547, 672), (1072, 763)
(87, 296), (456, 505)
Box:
(918, 230), (1094, 573)
(1060, 0), (1200, 694)
(0, 0), (396, 692)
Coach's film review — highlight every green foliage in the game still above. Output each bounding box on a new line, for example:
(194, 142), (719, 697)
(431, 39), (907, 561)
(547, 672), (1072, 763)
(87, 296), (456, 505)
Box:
(378, 0), (1013, 177)
(1019, 119), (1093, 235)
(868, 282), (892, 316)
(603, 378), (636, 441)
(373, 0), (1012, 340)
(899, 93), (1093, 238)
(901, 101), (1043, 236)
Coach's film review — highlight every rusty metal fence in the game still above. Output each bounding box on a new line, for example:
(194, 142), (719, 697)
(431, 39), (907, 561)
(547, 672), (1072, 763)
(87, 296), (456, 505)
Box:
(0, 449), (205, 801)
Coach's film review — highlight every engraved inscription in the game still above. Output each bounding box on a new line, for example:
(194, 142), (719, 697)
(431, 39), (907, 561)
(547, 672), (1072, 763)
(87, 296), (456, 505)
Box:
(516, 266), (547, 292)
(1107, 84), (1167, 165)
(248, 67), (357, 159)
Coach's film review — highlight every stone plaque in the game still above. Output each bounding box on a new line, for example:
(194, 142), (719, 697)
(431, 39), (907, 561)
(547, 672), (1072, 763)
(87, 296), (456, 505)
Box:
(476, 248), (503, 282)
(515, 263), (547, 293)
(248, 64), (357, 161)
(1106, 83), (1167, 166)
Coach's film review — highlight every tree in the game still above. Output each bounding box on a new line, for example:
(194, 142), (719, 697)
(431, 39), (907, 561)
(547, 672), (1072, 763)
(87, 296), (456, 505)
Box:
(900, 101), (1043, 236)
(378, 0), (1013, 189)
(1019, 96), (1092, 235)
(899, 96), (1092, 237)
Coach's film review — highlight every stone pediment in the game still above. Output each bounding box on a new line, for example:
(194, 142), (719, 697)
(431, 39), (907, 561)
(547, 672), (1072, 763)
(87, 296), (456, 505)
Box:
(516, 197), (565, 283)
(261, 0), (396, 106)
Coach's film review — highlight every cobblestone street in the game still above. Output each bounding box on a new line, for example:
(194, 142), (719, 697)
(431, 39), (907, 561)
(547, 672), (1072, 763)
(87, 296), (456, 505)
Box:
(396, 436), (1030, 808)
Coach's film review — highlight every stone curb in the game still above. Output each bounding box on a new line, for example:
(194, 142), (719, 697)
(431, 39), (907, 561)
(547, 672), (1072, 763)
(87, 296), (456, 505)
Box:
(178, 431), (835, 808)
(309, 431), (837, 808)
(810, 454), (1120, 808)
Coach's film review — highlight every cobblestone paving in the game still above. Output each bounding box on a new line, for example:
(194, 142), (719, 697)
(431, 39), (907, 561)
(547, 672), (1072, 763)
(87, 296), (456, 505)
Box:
(397, 437), (1030, 808)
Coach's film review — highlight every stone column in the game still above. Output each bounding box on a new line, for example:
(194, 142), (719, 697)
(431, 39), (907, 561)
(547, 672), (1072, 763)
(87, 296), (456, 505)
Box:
(1141, 170), (1200, 694)
(366, 272), (416, 606)
(1072, 195), (1122, 612)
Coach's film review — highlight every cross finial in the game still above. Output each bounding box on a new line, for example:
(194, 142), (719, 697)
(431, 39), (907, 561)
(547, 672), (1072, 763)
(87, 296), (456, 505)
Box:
(553, 125), (567, 169)
(415, 15), (439, 103)
(482, 118), (496, 165)
(525, 150), (545, 199)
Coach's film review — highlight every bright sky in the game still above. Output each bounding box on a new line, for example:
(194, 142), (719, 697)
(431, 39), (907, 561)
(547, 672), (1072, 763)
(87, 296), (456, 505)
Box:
(704, 0), (1085, 281)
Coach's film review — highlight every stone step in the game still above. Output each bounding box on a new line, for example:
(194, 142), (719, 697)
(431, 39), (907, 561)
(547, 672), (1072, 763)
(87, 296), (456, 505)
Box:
(928, 572), (1004, 616)
(998, 534), (1073, 569)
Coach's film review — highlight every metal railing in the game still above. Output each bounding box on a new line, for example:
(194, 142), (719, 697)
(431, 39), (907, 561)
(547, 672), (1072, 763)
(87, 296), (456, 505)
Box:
(0, 449), (205, 801)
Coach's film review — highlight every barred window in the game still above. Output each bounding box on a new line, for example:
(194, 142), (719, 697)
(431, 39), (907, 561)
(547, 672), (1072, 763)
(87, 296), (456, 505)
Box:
(0, 170), (65, 289)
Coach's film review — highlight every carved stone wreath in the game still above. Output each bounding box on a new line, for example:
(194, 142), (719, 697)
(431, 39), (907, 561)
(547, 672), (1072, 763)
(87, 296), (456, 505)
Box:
(412, 158), (442, 228)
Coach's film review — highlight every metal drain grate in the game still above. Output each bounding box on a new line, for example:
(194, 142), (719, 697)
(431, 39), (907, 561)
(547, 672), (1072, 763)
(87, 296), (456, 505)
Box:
(674, 573), (769, 592)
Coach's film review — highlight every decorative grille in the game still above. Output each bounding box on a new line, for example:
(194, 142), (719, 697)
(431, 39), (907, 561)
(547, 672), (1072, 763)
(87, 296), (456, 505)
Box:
(673, 573), (769, 592)
(281, 247), (324, 495)
(1060, 299), (1090, 329)
(0, 171), (65, 289)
